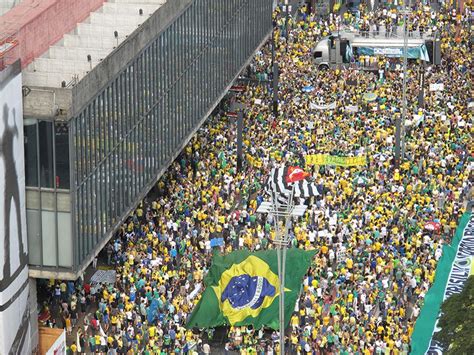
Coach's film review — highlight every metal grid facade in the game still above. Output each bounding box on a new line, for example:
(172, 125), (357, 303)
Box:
(69, 0), (272, 269)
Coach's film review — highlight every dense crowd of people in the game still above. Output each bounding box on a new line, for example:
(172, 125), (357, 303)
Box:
(41, 2), (473, 354)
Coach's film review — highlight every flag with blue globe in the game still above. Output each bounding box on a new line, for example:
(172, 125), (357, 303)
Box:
(221, 274), (276, 311)
(187, 249), (315, 329)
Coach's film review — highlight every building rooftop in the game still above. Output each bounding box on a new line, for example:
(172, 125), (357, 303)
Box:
(22, 0), (166, 88)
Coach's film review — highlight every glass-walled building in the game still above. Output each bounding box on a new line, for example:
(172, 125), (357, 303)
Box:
(24, 0), (273, 279)
(24, 119), (72, 268)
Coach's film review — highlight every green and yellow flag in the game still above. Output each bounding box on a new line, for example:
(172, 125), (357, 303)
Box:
(187, 248), (315, 329)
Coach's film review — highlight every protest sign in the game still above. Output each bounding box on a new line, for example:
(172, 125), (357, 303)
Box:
(305, 154), (366, 167)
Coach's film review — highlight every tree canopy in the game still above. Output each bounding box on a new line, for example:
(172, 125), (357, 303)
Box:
(433, 275), (474, 354)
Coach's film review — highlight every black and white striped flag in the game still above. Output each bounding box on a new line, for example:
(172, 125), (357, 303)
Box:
(264, 166), (321, 204)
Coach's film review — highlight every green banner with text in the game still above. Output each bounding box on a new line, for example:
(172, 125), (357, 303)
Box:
(410, 212), (473, 355)
(305, 154), (366, 167)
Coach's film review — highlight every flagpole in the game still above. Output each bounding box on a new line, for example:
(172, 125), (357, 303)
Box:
(277, 183), (295, 354)
(257, 170), (308, 354)
(272, 188), (285, 354)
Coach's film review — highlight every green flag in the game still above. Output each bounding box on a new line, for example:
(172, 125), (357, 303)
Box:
(186, 248), (315, 329)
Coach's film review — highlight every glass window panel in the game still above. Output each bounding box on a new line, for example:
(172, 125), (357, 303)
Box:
(26, 208), (41, 265)
(41, 210), (57, 266)
(132, 63), (137, 125)
(57, 212), (73, 267)
(136, 58), (141, 117)
(94, 173), (99, 244)
(79, 115), (85, 182)
(92, 101), (98, 171)
(38, 121), (54, 188)
(96, 97), (102, 165)
(24, 119), (38, 187)
(99, 163), (106, 235)
(84, 180), (90, 255)
(55, 123), (70, 189)
(77, 187), (83, 261)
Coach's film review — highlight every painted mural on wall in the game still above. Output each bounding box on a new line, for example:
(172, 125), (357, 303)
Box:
(0, 61), (31, 355)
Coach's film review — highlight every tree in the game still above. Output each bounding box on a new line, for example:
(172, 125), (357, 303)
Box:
(433, 275), (474, 354)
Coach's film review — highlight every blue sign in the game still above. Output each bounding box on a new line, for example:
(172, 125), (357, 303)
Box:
(210, 238), (224, 247)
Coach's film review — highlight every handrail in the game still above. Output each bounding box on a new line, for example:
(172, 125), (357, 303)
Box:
(0, 33), (18, 70)
(66, 74), (80, 88)
(336, 29), (435, 40)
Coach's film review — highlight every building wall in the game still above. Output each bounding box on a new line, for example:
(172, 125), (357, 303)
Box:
(0, 60), (33, 355)
(0, 0), (106, 68)
(69, 0), (273, 271)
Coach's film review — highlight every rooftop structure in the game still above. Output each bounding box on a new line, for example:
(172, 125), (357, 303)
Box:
(23, 0), (166, 88)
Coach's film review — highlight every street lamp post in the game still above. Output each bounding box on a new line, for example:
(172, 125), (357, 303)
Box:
(237, 111), (243, 171)
(273, 63), (279, 119)
(230, 102), (246, 172)
(418, 62), (425, 108)
(257, 185), (307, 355)
(395, 7), (409, 166)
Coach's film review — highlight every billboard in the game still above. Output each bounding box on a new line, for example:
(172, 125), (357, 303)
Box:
(0, 61), (32, 355)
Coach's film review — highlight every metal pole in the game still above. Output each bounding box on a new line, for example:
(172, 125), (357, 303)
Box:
(277, 241), (284, 354)
(418, 63), (425, 108)
(236, 111), (243, 172)
(271, 188), (285, 355)
(401, 6), (408, 160)
(271, 18), (276, 71)
(273, 63), (279, 119)
(284, 0), (289, 42)
(280, 244), (287, 354)
(270, 183), (295, 355)
(395, 7), (408, 165)
(281, 184), (295, 354)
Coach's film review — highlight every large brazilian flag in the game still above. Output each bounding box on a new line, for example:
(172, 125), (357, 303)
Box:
(187, 248), (315, 329)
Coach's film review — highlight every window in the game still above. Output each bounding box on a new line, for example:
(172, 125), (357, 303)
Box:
(314, 51), (323, 58)
(55, 123), (70, 189)
(24, 119), (38, 187)
(38, 121), (54, 188)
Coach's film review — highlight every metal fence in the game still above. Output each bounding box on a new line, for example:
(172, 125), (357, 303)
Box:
(69, 0), (273, 270)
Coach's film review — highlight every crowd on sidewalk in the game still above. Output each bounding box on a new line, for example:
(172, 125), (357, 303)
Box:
(42, 2), (473, 354)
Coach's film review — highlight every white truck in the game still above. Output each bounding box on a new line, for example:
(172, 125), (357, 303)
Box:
(312, 31), (439, 70)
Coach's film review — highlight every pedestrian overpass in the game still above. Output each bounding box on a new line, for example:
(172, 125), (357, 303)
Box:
(22, 0), (273, 279)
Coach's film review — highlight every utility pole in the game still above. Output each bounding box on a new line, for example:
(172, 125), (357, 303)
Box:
(271, 18), (276, 73)
(236, 111), (243, 172)
(273, 63), (279, 119)
(395, 7), (409, 166)
(418, 62), (425, 108)
(230, 102), (245, 172)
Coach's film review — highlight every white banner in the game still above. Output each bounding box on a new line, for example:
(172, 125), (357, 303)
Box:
(345, 105), (359, 112)
(374, 47), (402, 56)
(310, 101), (337, 110)
(429, 83), (444, 91)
